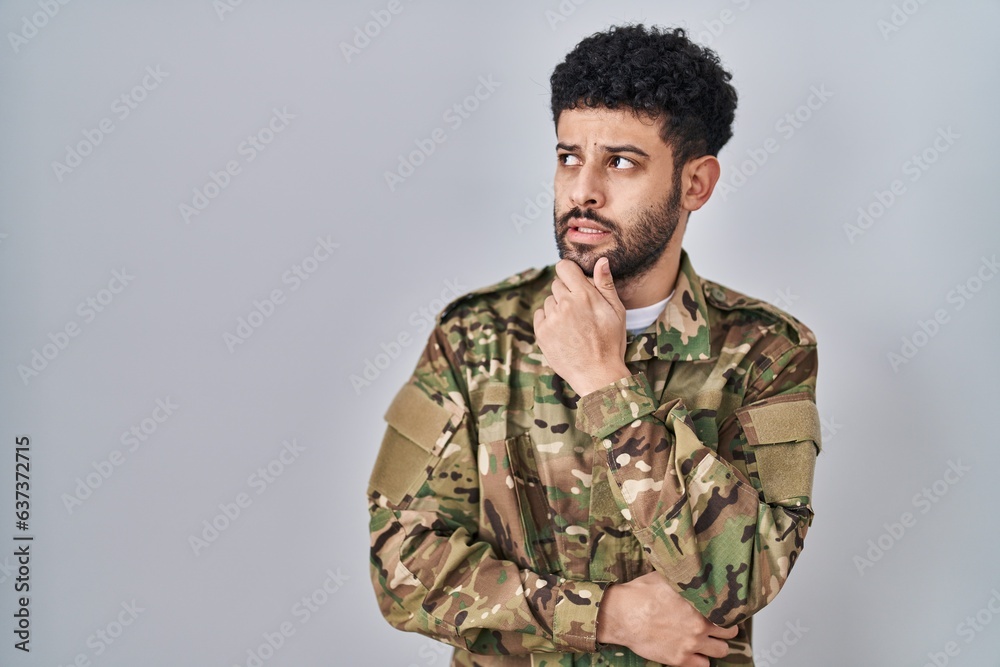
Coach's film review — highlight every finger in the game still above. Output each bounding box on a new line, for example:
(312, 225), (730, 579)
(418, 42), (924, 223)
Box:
(543, 294), (557, 317)
(699, 636), (732, 659)
(551, 277), (571, 304)
(679, 655), (710, 667)
(532, 307), (544, 330)
(554, 258), (592, 293)
(709, 623), (740, 640)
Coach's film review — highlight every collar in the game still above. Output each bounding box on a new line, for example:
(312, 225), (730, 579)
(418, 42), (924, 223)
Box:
(624, 248), (712, 362)
(625, 288), (674, 333)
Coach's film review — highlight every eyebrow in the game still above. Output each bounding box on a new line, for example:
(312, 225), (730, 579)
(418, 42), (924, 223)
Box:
(556, 142), (650, 158)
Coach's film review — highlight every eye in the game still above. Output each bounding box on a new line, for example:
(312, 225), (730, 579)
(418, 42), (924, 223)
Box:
(609, 156), (636, 169)
(558, 153), (581, 166)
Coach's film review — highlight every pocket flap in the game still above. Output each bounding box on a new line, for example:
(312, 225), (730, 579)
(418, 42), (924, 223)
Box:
(384, 383), (456, 454)
(735, 393), (821, 452)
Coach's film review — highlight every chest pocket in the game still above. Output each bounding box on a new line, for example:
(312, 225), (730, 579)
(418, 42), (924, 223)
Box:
(477, 433), (559, 573)
(474, 381), (562, 573)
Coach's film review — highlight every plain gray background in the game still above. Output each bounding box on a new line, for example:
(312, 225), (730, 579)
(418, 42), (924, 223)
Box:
(2, 1), (998, 665)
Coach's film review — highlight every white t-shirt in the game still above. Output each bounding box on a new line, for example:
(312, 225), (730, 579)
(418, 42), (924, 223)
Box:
(625, 289), (674, 335)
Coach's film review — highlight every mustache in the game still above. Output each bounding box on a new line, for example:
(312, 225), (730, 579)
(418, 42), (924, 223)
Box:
(556, 207), (619, 233)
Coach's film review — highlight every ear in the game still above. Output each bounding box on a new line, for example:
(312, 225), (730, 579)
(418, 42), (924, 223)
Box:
(680, 155), (722, 212)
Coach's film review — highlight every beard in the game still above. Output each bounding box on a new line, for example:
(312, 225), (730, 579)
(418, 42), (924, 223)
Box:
(553, 172), (683, 281)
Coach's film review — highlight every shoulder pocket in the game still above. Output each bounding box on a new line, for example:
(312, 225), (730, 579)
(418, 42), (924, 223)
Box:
(368, 383), (463, 507)
(734, 393), (821, 506)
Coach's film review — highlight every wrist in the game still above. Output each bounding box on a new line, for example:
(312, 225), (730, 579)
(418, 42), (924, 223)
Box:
(574, 363), (632, 397)
(596, 582), (625, 646)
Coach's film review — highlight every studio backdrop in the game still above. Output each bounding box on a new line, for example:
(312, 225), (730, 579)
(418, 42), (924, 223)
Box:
(1, 1), (998, 665)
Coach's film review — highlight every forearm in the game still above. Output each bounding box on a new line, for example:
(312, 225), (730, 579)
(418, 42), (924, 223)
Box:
(577, 370), (817, 626)
(370, 500), (608, 654)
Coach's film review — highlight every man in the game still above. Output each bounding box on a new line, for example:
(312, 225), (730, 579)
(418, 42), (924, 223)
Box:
(367, 24), (821, 667)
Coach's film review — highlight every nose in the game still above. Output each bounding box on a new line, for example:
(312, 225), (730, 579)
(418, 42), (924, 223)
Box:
(567, 162), (605, 209)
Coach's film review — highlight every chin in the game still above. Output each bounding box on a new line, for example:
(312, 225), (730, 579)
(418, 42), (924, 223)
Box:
(556, 246), (598, 277)
(575, 259), (597, 278)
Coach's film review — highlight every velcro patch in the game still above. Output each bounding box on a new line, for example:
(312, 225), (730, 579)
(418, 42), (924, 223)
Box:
(369, 383), (460, 506)
(736, 392), (822, 451)
(384, 383), (454, 454)
(368, 426), (435, 506)
(735, 393), (821, 505)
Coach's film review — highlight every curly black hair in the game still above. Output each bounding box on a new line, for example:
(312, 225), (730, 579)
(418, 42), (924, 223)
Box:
(550, 24), (737, 171)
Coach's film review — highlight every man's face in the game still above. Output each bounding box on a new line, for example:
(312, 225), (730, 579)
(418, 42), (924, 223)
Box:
(553, 106), (683, 281)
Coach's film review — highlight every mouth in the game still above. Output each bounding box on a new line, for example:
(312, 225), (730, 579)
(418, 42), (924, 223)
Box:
(566, 219), (611, 243)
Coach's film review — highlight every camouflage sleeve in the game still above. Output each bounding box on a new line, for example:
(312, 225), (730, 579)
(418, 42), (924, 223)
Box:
(575, 343), (821, 627)
(368, 325), (609, 655)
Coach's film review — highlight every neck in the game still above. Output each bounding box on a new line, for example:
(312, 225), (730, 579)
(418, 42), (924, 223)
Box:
(616, 241), (683, 310)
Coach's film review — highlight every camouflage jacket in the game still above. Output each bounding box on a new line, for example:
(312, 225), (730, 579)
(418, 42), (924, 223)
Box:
(368, 248), (821, 666)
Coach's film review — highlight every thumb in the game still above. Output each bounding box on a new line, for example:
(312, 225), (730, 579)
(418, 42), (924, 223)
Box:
(594, 257), (622, 307)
